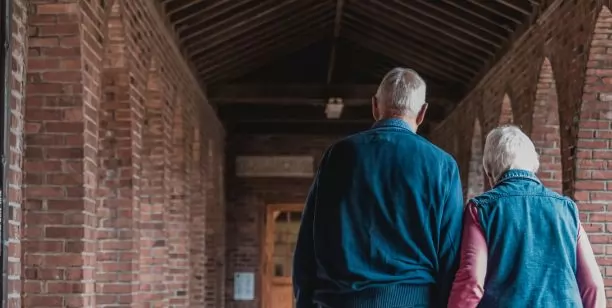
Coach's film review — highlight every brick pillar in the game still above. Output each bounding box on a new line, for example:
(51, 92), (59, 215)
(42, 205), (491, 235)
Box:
(96, 1), (140, 306)
(205, 139), (226, 308)
(531, 58), (562, 193)
(24, 1), (100, 307)
(140, 60), (170, 306)
(168, 99), (190, 306)
(7, 1), (28, 307)
(574, 5), (612, 297)
(215, 142), (227, 308)
(190, 128), (205, 306)
(466, 118), (485, 200)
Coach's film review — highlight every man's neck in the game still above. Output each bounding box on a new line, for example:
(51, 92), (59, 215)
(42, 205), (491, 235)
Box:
(379, 116), (418, 132)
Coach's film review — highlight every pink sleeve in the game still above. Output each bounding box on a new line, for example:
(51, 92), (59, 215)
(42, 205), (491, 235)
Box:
(447, 202), (488, 308)
(576, 224), (606, 308)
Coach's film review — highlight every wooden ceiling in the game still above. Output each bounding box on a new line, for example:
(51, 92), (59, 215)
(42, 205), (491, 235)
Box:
(155, 0), (550, 136)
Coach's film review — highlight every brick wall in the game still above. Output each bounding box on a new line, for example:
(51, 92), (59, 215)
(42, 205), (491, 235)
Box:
(430, 0), (612, 304)
(225, 134), (337, 308)
(4, 0), (225, 307)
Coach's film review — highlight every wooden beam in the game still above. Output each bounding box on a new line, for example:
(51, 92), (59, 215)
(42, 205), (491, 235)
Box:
(193, 2), (331, 65)
(342, 11), (482, 68)
(226, 121), (374, 135)
(466, 0), (522, 24)
(392, 0), (501, 48)
(326, 0), (345, 84)
(166, 0), (206, 16)
(370, 1), (495, 56)
(198, 17), (331, 79)
(343, 17), (478, 76)
(439, 0), (511, 31)
(496, 0), (534, 15)
(414, 0), (507, 41)
(171, 0), (234, 28)
(187, 0), (306, 58)
(208, 83), (464, 103)
(226, 121), (436, 136)
(216, 104), (448, 122)
(181, 1), (281, 44)
(342, 28), (473, 82)
(350, 1), (493, 57)
(205, 31), (327, 83)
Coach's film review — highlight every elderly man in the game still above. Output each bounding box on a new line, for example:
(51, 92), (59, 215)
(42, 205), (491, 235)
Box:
(292, 68), (464, 308)
(448, 125), (605, 307)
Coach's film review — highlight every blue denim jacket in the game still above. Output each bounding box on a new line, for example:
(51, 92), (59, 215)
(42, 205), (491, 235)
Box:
(471, 169), (581, 308)
(292, 119), (464, 308)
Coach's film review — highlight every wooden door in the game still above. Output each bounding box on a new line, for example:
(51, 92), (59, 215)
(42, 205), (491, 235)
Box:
(262, 204), (303, 308)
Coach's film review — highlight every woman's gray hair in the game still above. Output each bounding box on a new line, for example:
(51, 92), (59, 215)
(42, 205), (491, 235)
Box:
(483, 125), (540, 183)
(375, 67), (427, 116)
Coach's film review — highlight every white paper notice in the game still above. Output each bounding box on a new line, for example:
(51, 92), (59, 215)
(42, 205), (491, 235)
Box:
(233, 272), (255, 301)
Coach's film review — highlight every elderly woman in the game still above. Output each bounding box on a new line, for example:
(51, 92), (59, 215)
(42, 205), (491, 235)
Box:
(448, 125), (605, 308)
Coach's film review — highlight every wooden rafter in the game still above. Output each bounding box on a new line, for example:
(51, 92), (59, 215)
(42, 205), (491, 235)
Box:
(342, 12), (482, 68)
(198, 14), (332, 77)
(326, 0), (345, 84)
(194, 2), (331, 67)
(496, 0), (534, 15)
(392, 0), (501, 47)
(342, 29), (471, 83)
(206, 30), (328, 84)
(466, 0), (522, 24)
(188, 0), (307, 58)
(350, 1), (493, 57)
(343, 16), (479, 75)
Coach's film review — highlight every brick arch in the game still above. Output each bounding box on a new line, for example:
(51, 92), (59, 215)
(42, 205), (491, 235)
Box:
(499, 93), (514, 125)
(466, 117), (485, 200)
(531, 57), (562, 193)
(574, 5), (612, 292)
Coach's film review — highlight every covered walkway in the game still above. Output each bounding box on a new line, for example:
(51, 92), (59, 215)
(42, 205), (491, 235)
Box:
(2, 0), (612, 307)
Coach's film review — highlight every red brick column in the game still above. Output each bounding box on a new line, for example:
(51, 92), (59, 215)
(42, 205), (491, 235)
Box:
(167, 99), (190, 307)
(531, 58), (562, 193)
(7, 1), (28, 307)
(575, 5), (612, 297)
(205, 139), (226, 308)
(95, 1), (140, 306)
(190, 129), (206, 306)
(466, 118), (484, 200)
(140, 60), (170, 306)
(24, 1), (101, 306)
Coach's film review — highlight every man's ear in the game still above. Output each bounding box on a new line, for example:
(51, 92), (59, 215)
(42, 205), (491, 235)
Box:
(415, 103), (428, 126)
(371, 96), (379, 121)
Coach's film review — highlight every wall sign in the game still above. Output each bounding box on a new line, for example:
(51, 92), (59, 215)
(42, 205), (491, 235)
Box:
(233, 272), (255, 301)
(235, 155), (314, 178)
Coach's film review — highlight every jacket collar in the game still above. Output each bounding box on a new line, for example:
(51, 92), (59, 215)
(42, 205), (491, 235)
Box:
(371, 118), (415, 133)
(495, 169), (541, 186)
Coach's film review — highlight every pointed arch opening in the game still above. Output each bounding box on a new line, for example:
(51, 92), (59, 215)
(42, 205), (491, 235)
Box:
(531, 58), (562, 193)
(467, 117), (485, 200)
(575, 6), (612, 223)
(499, 93), (514, 125)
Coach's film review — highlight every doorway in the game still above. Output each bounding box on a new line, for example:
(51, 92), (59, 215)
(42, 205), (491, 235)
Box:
(261, 204), (303, 308)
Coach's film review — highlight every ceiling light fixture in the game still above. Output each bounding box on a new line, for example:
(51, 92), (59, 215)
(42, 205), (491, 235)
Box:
(325, 97), (344, 119)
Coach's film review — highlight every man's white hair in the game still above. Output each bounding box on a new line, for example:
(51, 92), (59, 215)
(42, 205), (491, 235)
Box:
(483, 125), (540, 183)
(375, 67), (427, 116)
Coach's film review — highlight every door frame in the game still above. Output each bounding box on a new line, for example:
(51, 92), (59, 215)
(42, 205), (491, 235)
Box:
(260, 203), (303, 308)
